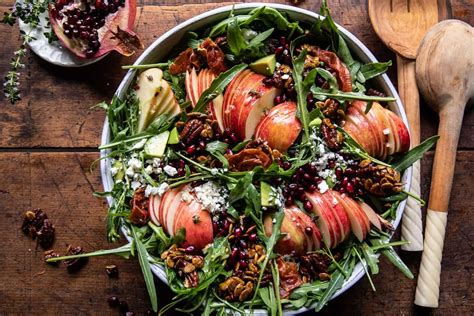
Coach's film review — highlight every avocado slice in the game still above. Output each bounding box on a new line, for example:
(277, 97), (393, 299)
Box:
(112, 160), (124, 181)
(261, 181), (274, 207)
(144, 131), (170, 158)
(250, 54), (276, 76)
(167, 127), (180, 144)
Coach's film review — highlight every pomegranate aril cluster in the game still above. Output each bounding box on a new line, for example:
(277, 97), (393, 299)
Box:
(333, 160), (369, 198)
(227, 225), (259, 272)
(273, 36), (292, 65)
(52, 0), (126, 57)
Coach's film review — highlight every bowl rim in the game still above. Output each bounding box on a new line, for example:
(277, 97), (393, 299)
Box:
(100, 3), (412, 314)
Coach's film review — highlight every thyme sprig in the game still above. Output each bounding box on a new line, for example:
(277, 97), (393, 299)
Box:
(1, 0), (54, 104)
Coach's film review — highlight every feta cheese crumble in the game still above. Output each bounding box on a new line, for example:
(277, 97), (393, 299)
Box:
(318, 180), (329, 193)
(181, 181), (229, 213)
(163, 165), (178, 177)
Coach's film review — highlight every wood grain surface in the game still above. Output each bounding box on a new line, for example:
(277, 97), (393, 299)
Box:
(0, 1), (472, 315)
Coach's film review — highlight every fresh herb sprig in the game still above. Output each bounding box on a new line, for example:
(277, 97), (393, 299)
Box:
(2, 0), (54, 104)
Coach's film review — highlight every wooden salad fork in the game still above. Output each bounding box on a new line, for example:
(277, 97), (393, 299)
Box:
(368, 0), (438, 251)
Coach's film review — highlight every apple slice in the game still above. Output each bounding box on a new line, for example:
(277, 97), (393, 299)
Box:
(148, 193), (161, 226)
(185, 68), (198, 106)
(160, 186), (184, 234)
(350, 101), (383, 158)
(345, 107), (376, 155)
(385, 109), (410, 153)
(320, 191), (351, 242)
(329, 190), (369, 242)
(226, 72), (265, 138)
(372, 103), (397, 157)
(172, 199), (213, 249)
(358, 201), (382, 231)
(223, 69), (252, 129)
(264, 206), (322, 256)
(254, 101), (302, 152)
(305, 191), (341, 248)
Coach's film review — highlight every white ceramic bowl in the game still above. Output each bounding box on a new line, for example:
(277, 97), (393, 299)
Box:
(100, 3), (412, 314)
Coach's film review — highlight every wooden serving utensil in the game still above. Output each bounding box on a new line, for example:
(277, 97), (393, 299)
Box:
(414, 20), (473, 308)
(368, 0), (438, 251)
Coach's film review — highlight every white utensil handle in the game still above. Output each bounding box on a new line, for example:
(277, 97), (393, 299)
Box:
(414, 209), (448, 307)
(401, 160), (424, 251)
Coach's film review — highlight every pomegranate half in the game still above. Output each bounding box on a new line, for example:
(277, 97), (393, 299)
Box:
(48, 0), (142, 59)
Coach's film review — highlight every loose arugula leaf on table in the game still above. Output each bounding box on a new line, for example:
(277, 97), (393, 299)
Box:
(391, 135), (439, 171)
(194, 63), (247, 113)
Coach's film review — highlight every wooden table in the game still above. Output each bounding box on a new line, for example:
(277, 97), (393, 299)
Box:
(0, 1), (472, 315)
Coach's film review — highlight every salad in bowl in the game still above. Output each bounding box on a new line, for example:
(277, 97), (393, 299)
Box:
(48, 2), (437, 314)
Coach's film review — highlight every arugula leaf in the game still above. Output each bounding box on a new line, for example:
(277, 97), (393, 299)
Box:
(310, 87), (396, 103)
(259, 287), (277, 316)
(361, 242), (379, 274)
(251, 210), (284, 308)
(314, 248), (356, 312)
(229, 171), (254, 203)
(291, 48), (311, 141)
(131, 226), (158, 312)
(371, 239), (414, 279)
(248, 27), (274, 47)
(209, 15), (251, 37)
(194, 63), (247, 113)
(227, 17), (247, 56)
(315, 67), (339, 93)
(360, 61), (392, 81)
(205, 141), (228, 155)
(392, 135), (439, 171)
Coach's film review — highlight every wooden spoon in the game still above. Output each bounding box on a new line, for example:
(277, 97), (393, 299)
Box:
(368, 0), (438, 251)
(414, 19), (473, 308)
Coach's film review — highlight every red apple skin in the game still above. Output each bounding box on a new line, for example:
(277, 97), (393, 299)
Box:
(329, 190), (370, 242)
(305, 191), (342, 248)
(173, 199), (213, 250)
(230, 73), (266, 138)
(385, 110), (410, 152)
(358, 201), (382, 231)
(344, 101), (410, 159)
(319, 191), (351, 242)
(264, 206), (322, 256)
(346, 102), (381, 157)
(254, 101), (302, 152)
(223, 70), (255, 130)
(155, 185), (213, 250)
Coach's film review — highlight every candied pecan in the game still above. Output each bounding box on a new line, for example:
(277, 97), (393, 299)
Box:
(169, 47), (202, 75)
(277, 257), (304, 298)
(317, 98), (345, 120)
(22, 209), (55, 249)
(360, 162), (403, 197)
(321, 118), (344, 150)
(129, 188), (149, 226)
(299, 252), (332, 281)
(180, 119), (205, 145)
(198, 38), (227, 75)
(161, 244), (205, 288)
(22, 209), (47, 238)
(300, 44), (352, 92)
(36, 219), (55, 249)
(64, 245), (88, 273)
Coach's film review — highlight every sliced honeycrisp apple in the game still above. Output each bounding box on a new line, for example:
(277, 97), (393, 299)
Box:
(358, 201), (382, 231)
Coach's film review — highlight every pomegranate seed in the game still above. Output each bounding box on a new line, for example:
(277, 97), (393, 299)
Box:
(249, 233), (257, 242)
(274, 95), (282, 104)
(305, 226), (313, 235)
(308, 184), (317, 192)
(230, 248), (239, 262)
(239, 240), (247, 249)
(341, 177), (349, 187)
(304, 201), (312, 211)
(234, 227), (242, 238)
(239, 260), (248, 269)
(346, 182), (355, 193)
(186, 145), (196, 155)
(282, 161), (291, 170)
(275, 46), (283, 55)
(185, 245), (195, 253)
